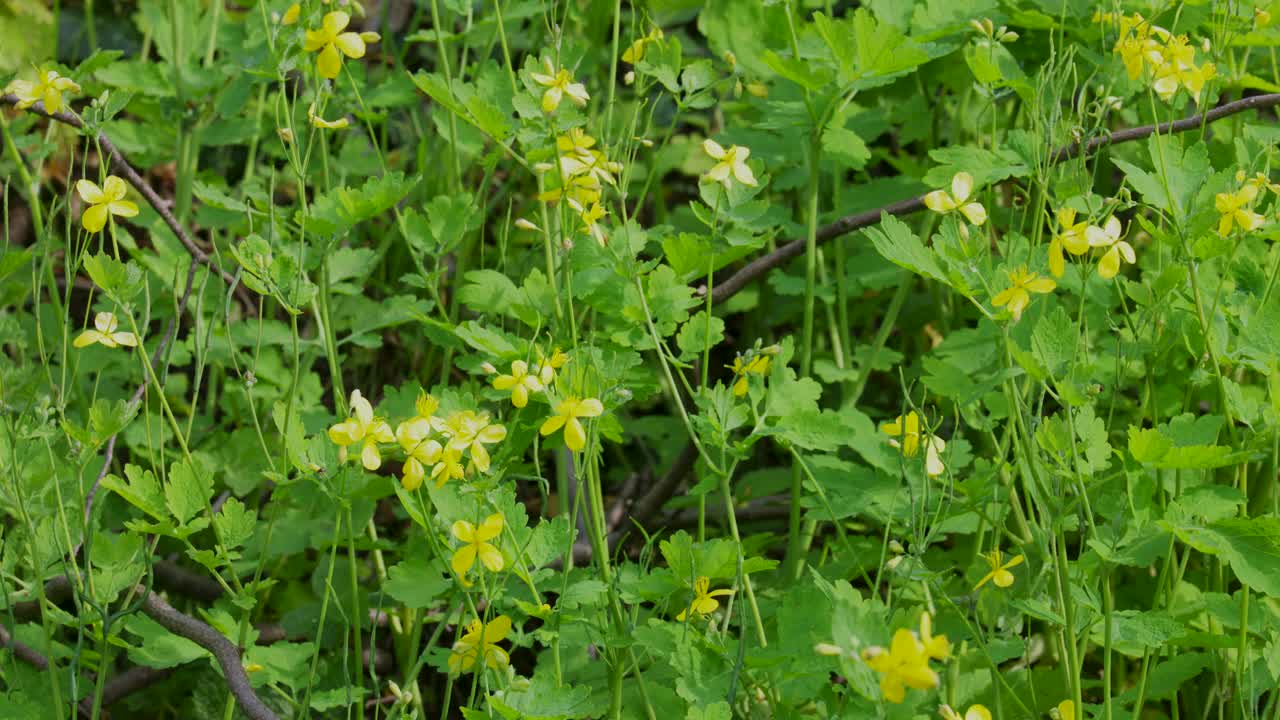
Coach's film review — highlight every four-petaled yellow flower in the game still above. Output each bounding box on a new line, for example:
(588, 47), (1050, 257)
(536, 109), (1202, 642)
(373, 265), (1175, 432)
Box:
(974, 548), (1025, 590)
(622, 27), (664, 64)
(530, 58), (590, 113)
(1048, 207), (1089, 278)
(1086, 215), (1135, 279)
(918, 612), (950, 661)
(536, 348), (570, 386)
(701, 139), (757, 188)
(304, 11), (373, 80)
(676, 576), (733, 621)
(448, 615), (512, 674)
(730, 353), (771, 397)
(492, 360), (543, 408)
(540, 396), (604, 452)
(450, 513), (505, 582)
(991, 267), (1055, 322)
(568, 198), (608, 246)
(924, 172), (987, 226)
(308, 103), (350, 129)
(1216, 184), (1265, 236)
(431, 446), (466, 486)
(74, 311), (138, 349)
(862, 628), (940, 704)
(438, 410), (507, 473)
(6, 68), (81, 113)
(76, 176), (139, 233)
(396, 419), (442, 491)
(880, 411), (947, 477)
(940, 705), (992, 720)
(327, 389), (395, 470)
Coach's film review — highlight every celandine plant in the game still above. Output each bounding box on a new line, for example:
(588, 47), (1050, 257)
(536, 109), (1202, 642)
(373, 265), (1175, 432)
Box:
(4, 2), (1280, 719)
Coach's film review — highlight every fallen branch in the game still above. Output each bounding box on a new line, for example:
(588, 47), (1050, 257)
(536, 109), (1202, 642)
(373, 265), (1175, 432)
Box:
(0, 622), (50, 671)
(139, 590), (279, 720)
(709, 92), (1280, 305)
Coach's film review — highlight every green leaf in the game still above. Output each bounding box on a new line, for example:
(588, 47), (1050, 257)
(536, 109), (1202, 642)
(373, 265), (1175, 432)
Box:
(924, 145), (1030, 188)
(1112, 136), (1210, 222)
(675, 311), (725, 361)
(822, 124), (870, 170)
(459, 269), (521, 316)
(124, 614), (207, 669)
(1175, 517), (1280, 597)
(214, 498), (256, 550)
(301, 173), (418, 237)
(82, 252), (143, 301)
(383, 556), (450, 609)
(489, 675), (606, 719)
(166, 460), (212, 526)
(1127, 414), (1247, 469)
(863, 213), (948, 286)
(102, 464), (168, 521)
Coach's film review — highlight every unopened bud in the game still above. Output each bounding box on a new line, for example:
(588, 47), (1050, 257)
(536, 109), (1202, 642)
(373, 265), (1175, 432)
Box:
(480, 361), (497, 375)
(723, 50), (737, 68)
(814, 642), (844, 657)
(624, 70), (636, 85)
(360, 31), (381, 43)
(888, 539), (905, 554)
(277, 127), (294, 144)
(514, 218), (540, 231)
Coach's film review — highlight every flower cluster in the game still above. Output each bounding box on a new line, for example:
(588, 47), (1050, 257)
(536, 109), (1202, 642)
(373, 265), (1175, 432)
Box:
(535, 129), (622, 245)
(881, 411), (947, 477)
(327, 389), (507, 488)
(1048, 210), (1134, 280)
(862, 612), (950, 704)
(1098, 12), (1216, 104)
(485, 349), (604, 453)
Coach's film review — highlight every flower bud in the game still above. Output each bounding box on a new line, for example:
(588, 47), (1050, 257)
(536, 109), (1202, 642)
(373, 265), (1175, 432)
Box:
(278, 127), (294, 144)
(514, 218), (541, 231)
(814, 642), (844, 656)
(624, 70), (636, 85)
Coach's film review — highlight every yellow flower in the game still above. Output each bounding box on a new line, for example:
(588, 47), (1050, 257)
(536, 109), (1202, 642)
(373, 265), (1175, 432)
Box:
(974, 548), (1025, 590)
(676, 576), (733, 621)
(1048, 207), (1090, 278)
(76, 176), (139, 233)
(308, 103), (350, 129)
(281, 2), (300, 24)
(1109, 13), (1168, 81)
(448, 615), (512, 674)
(6, 68), (81, 114)
(862, 628), (939, 704)
(437, 410), (507, 473)
(304, 11), (370, 80)
(701, 139), (757, 188)
(991, 267), (1055, 322)
(536, 348), (570, 385)
(540, 396), (604, 452)
(450, 513), (505, 581)
(73, 311), (138, 349)
(396, 414), (442, 491)
(568, 198), (608, 246)
(327, 389), (395, 470)
(1216, 184), (1265, 236)
(430, 446), (466, 486)
(530, 58), (589, 113)
(923, 172), (987, 226)
(729, 353), (771, 397)
(1085, 216), (1136, 279)
(918, 612), (950, 661)
(881, 411), (946, 477)
(881, 411), (924, 457)
(622, 27), (664, 64)
(1052, 700), (1076, 720)
(492, 360), (543, 408)
(940, 705), (992, 720)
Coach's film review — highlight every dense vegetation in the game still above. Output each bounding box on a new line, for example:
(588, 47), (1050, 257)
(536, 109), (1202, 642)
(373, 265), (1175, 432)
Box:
(5, 1), (1280, 719)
